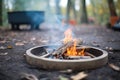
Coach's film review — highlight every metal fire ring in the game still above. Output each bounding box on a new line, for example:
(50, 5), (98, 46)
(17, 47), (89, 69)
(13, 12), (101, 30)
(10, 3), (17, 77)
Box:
(25, 45), (108, 71)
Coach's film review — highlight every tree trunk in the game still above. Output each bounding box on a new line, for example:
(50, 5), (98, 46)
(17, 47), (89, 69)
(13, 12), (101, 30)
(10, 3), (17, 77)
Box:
(90, 0), (96, 19)
(71, 0), (77, 20)
(55, 0), (61, 15)
(80, 0), (88, 23)
(0, 0), (3, 26)
(107, 0), (117, 16)
(66, 0), (77, 24)
(66, 0), (71, 23)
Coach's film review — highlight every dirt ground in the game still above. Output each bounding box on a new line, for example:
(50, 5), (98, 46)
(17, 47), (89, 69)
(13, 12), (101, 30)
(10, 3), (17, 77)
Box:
(0, 24), (120, 80)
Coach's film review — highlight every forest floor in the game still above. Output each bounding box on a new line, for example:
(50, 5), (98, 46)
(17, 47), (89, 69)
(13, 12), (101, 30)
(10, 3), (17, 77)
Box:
(0, 23), (120, 80)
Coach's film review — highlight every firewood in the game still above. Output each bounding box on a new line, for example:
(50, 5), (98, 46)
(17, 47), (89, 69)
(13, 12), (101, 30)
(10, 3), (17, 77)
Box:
(51, 41), (74, 55)
(85, 52), (96, 58)
(76, 47), (96, 58)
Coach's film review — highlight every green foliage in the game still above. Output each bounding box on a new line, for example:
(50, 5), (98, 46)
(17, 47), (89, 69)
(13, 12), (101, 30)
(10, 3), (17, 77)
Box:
(0, 0), (9, 26)
(114, 0), (120, 16)
(1, 0), (120, 26)
(87, 0), (110, 25)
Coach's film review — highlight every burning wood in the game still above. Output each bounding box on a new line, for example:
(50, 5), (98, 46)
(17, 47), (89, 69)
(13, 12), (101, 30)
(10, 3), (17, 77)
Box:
(68, 52), (96, 59)
(51, 41), (74, 55)
(48, 28), (96, 60)
(48, 43), (96, 60)
(85, 52), (96, 58)
(51, 50), (95, 60)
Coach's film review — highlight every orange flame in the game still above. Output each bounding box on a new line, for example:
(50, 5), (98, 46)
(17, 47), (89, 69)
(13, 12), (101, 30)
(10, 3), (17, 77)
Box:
(64, 29), (85, 56)
(63, 28), (72, 44)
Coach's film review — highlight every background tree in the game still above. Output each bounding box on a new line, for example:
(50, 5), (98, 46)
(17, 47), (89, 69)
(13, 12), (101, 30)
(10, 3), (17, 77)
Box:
(114, 0), (120, 16)
(66, 0), (76, 23)
(66, 0), (71, 23)
(0, 0), (120, 26)
(0, 0), (8, 26)
(80, 0), (88, 23)
(0, 0), (3, 26)
(107, 0), (117, 16)
(90, 0), (96, 23)
(88, 0), (109, 25)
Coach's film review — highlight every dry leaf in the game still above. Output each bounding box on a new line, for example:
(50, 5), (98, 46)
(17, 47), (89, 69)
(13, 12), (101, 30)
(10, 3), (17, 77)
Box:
(20, 73), (38, 80)
(71, 72), (87, 80)
(109, 63), (120, 71)
(0, 52), (8, 56)
(15, 42), (24, 46)
(105, 47), (113, 51)
(31, 37), (36, 41)
(7, 45), (13, 49)
(41, 40), (48, 43)
(0, 40), (6, 43)
(0, 46), (6, 49)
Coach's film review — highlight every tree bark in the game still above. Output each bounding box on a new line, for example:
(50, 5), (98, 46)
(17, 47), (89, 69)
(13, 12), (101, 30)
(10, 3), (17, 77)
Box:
(0, 0), (3, 26)
(71, 0), (77, 20)
(66, 0), (77, 24)
(66, 0), (71, 23)
(80, 0), (88, 23)
(90, 0), (96, 19)
(107, 0), (117, 16)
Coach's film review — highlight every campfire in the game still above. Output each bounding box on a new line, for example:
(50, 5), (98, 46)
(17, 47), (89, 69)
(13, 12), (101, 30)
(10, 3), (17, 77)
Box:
(25, 28), (108, 71)
(47, 28), (95, 60)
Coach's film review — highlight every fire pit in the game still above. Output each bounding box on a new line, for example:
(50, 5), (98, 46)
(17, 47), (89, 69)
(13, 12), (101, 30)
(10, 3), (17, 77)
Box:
(26, 28), (108, 71)
(26, 45), (108, 71)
